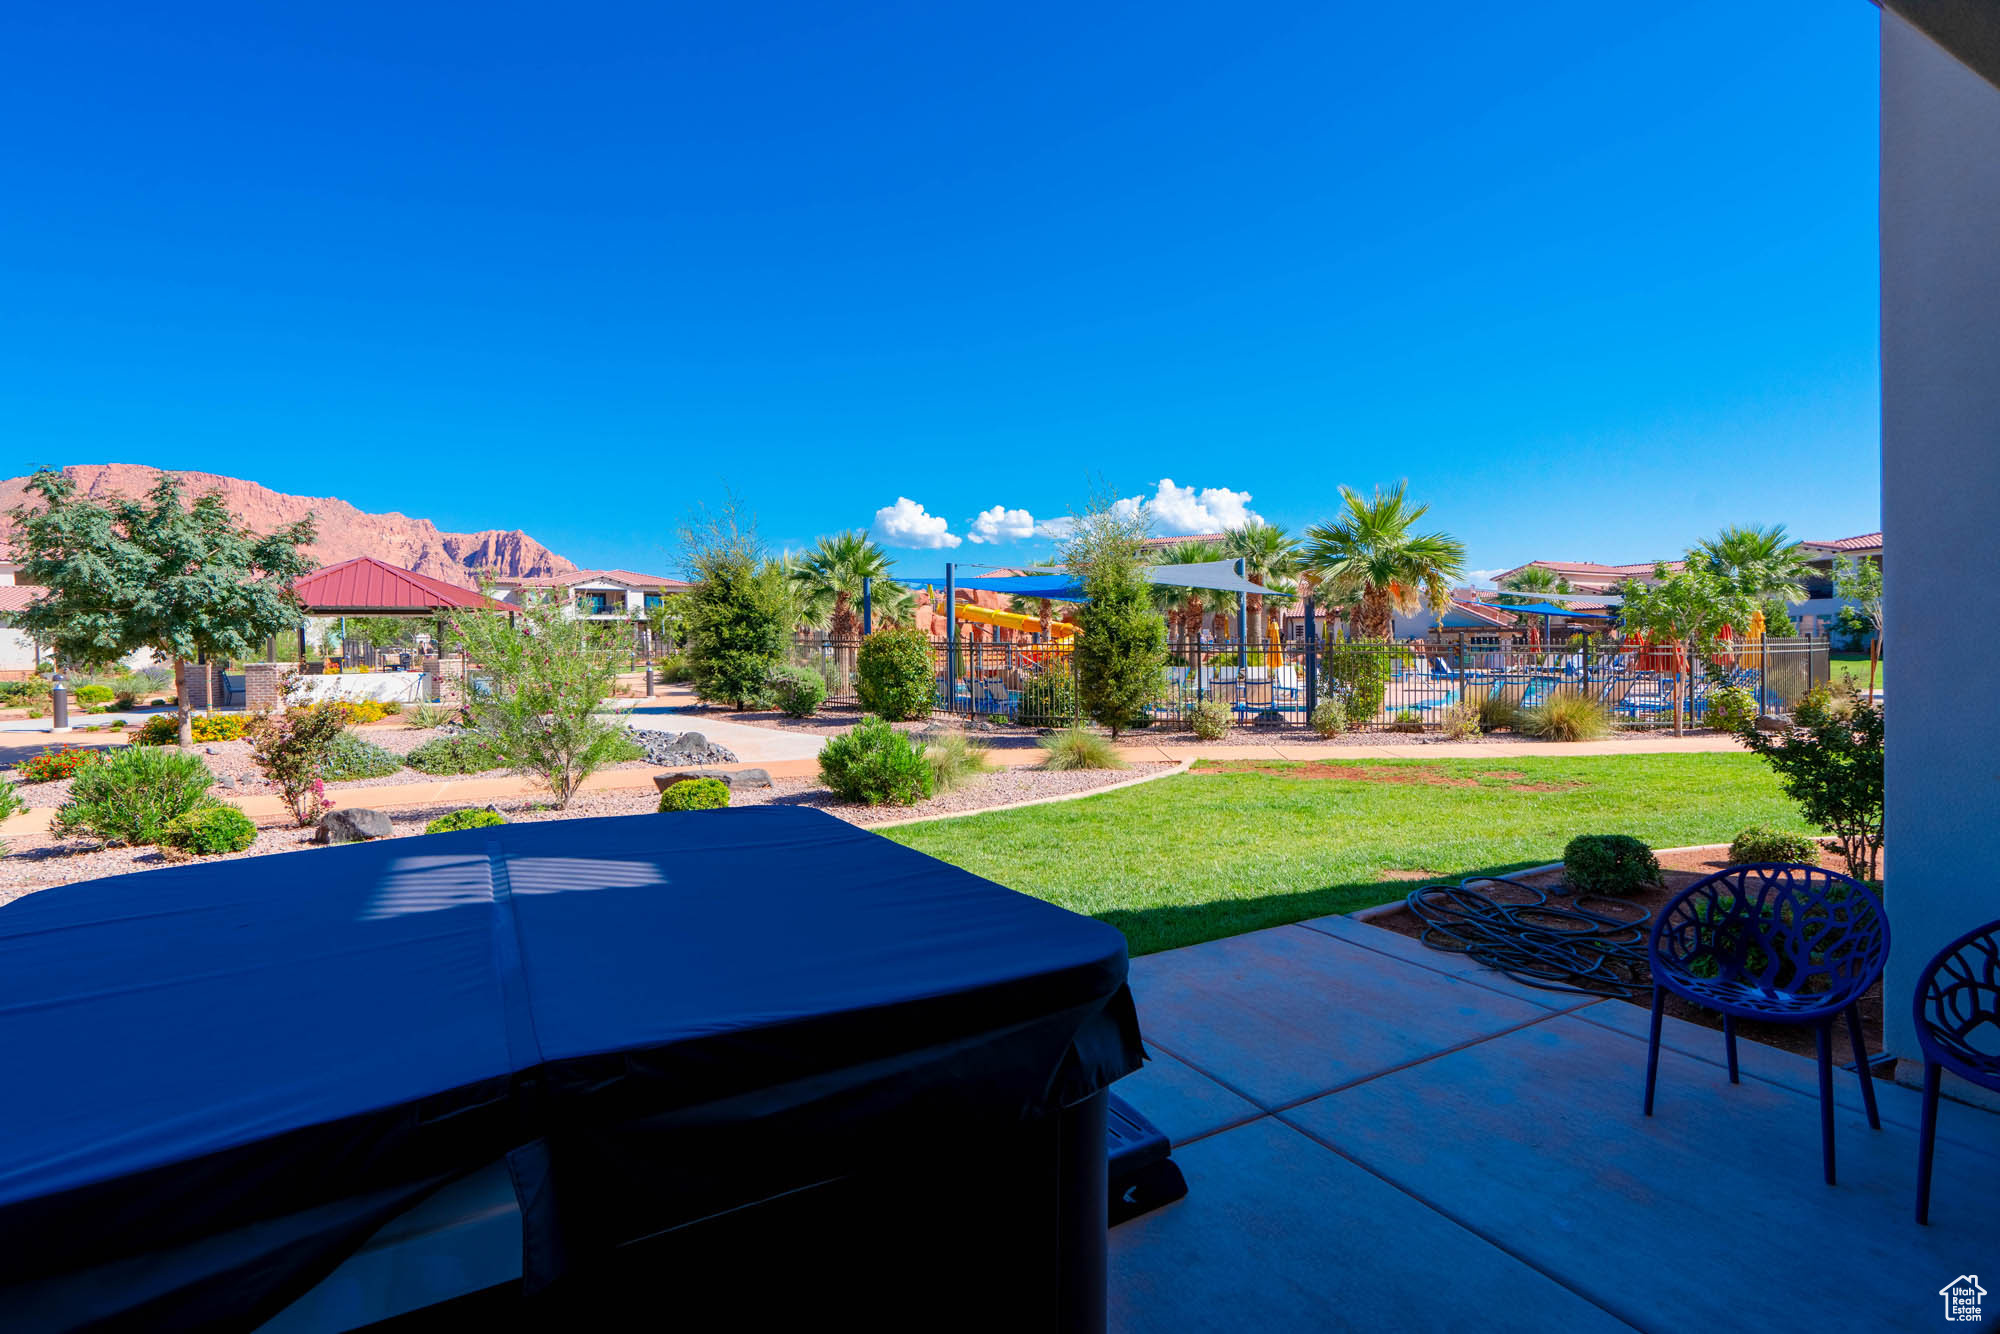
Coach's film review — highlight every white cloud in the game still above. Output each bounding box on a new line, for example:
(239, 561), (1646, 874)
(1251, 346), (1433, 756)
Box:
(1034, 516), (1076, 539)
(871, 497), (961, 549)
(1467, 568), (1510, 586)
(967, 505), (1037, 545)
(1125, 478), (1263, 535)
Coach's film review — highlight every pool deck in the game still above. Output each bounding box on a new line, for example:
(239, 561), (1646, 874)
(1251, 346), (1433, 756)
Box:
(1108, 913), (2000, 1332)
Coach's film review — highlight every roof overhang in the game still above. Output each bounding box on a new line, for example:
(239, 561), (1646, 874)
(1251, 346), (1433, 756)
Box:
(1882, 1), (2000, 93)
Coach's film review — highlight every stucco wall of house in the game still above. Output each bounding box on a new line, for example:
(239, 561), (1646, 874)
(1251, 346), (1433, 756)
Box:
(1879, 10), (2000, 1069)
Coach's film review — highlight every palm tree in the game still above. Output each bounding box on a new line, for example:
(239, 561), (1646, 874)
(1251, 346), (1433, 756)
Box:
(1690, 524), (1809, 601)
(1300, 483), (1467, 640)
(1495, 564), (1571, 605)
(1154, 538), (1231, 642)
(1222, 522), (1299, 639)
(789, 531), (902, 640)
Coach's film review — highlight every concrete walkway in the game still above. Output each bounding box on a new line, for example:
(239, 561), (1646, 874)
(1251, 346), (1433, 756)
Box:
(613, 701), (827, 763)
(1108, 917), (2000, 1331)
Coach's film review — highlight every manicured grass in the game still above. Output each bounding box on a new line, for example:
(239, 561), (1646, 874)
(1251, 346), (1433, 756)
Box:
(1830, 652), (1882, 692)
(882, 754), (1814, 957)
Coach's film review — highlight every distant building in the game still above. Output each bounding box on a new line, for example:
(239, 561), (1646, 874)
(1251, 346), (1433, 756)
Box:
(482, 569), (691, 623)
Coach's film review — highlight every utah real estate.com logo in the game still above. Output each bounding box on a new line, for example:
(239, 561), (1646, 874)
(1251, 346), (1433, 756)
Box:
(1939, 1274), (1986, 1323)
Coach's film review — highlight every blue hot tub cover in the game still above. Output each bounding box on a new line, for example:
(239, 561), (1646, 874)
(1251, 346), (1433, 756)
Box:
(0, 807), (1142, 1331)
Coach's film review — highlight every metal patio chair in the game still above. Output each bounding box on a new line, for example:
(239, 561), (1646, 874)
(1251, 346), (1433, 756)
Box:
(1644, 864), (1888, 1184)
(1913, 919), (2000, 1223)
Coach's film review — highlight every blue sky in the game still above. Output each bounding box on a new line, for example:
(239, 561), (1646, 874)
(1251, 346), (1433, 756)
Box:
(0, 2), (1881, 582)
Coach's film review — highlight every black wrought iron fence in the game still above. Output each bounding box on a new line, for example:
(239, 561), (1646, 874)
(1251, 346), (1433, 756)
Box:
(791, 634), (1831, 732)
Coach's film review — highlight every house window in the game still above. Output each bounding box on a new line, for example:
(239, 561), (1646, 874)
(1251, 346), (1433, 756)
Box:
(576, 592), (620, 617)
(644, 593), (665, 610)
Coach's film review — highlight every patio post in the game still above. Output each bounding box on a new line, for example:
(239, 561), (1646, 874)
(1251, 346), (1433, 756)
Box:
(1303, 594), (1317, 708)
(1235, 558), (1248, 672)
(945, 564), (956, 714)
(861, 575), (872, 636)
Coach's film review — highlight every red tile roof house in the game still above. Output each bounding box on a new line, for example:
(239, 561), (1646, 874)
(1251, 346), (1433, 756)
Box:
(481, 569), (691, 623)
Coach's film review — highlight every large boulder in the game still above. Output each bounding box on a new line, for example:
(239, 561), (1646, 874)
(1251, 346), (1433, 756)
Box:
(652, 767), (771, 793)
(315, 808), (394, 844)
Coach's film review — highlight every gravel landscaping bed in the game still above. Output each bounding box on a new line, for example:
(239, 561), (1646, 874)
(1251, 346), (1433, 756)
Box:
(0, 762), (1173, 904)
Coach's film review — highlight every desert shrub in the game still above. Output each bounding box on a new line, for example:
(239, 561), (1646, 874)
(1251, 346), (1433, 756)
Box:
(163, 801), (257, 855)
(404, 735), (507, 775)
(133, 715), (178, 746)
(1476, 692), (1522, 733)
(53, 745), (214, 845)
(110, 719), (127, 730)
(1015, 662), (1079, 728)
(658, 777), (732, 812)
(1734, 693), (1883, 879)
(114, 692), (138, 710)
(425, 807), (508, 835)
(332, 699), (394, 725)
(0, 680), (50, 706)
(1439, 697), (1482, 740)
(1706, 685), (1758, 733)
(603, 732), (645, 763)
(1038, 726), (1125, 771)
(655, 654), (694, 684)
(405, 703), (459, 729)
(135, 712), (251, 746)
(1322, 642), (1404, 725)
(0, 777), (24, 821)
(1520, 690), (1611, 742)
(320, 731), (404, 782)
(1791, 684), (1851, 728)
(926, 731), (994, 793)
(249, 701), (349, 826)
(15, 746), (104, 784)
(765, 663), (828, 718)
(1563, 834), (1661, 896)
(1389, 708), (1424, 733)
(817, 715), (933, 805)
(1309, 696), (1348, 738)
(72, 684), (114, 704)
(1728, 825), (1820, 866)
(855, 626), (936, 722)
(1189, 697), (1232, 740)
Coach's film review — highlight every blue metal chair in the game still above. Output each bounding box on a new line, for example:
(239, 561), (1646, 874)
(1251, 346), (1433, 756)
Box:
(1913, 920), (2000, 1223)
(1644, 864), (1889, 1184)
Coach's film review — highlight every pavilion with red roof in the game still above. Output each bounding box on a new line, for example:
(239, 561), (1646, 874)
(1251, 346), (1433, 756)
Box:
(287, 557), (511, 663)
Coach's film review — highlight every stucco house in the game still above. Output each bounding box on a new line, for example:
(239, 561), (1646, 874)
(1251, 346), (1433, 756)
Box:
(483, 569), (690, 623)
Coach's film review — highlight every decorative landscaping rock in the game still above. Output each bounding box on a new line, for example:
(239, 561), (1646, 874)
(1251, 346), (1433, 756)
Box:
(652, 767), (771, 792)
(623, 727), (739, 768)
(481, 804), (509, 821)
(315, 808), (394, 844)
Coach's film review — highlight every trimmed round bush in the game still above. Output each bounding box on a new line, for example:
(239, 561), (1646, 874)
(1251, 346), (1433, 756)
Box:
(73, 684), (114, 704)
(855, 626), (935, 722)
(1310, 696), (1348, 738)
(1706, 685), (1758, 733)
(766, 663), (828, 718)
(1189, 697), (1232, 741)
(1562, 834), (1661, 896)
(53, 745), (214, 845)
(817, 715), (933, 805)
(163, 801), (257, 855)
(425, 807), (509, 835)
(321, 731), (403, 782)
(659, 777), (731, 811)
(1728, 825), (1819, 866)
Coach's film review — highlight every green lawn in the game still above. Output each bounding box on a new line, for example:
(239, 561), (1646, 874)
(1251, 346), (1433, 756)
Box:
(883, 754), (1813, 957)
(1830, 652), (1882, 692)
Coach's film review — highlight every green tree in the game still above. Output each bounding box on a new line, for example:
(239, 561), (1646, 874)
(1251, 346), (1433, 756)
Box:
(1732, 692), (1883, 880)
(679, 502), (788, 709)
(1065, 499), (1167, 737)
(1758, 596), (1797, 638)
(1691, 523), (1810, 601)
(8, 469), (317, 747)
(644, 595), (689, 653)
(1301, 483), (1466, 640)
(446, 596), (628, 808)
(1616, 564), (1758, 735)
(1832, 555), (1883, 673)
(790, 530), (903, 641)
(1222, 522), (1299, 642)
(1496, 565), (1572, 604)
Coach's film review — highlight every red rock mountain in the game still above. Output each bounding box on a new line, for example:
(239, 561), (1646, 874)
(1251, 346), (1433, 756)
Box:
(0, 464), (575, 587)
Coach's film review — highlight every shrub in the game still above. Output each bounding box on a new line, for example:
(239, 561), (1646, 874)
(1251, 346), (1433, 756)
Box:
(1476, 692), (1522, 733)
(53, 745), (214, 845)
(1015, 662), (1079, 728)
(682, 508), (790, 709)
(926, 731), (994, 793)
(249, 702), (349, 826)
(1792, 684), (1850, 728)
(110, 718), (127, 730)
(425, 807), (508, 835)
(404, 735), (507, 775)
(604, 732), (645, 763)
(658, 777), (732, 812)
(655, 654), (694, 684)
(1520, 690), (1611, 742)
(15, 745), (104, 784)
(134, 712), (249, 746)
(1189, 697), (1232, 741)
(818, 715), (933, 805)
(766, 663), (828, 718)
(1038, 727), (1125, 771)
(1069, 521), (1168, 739)
(1309, 696), (1348, 738)
(1389, 708), (1424, 733)
(1734, 692), (1883, 879)
(0, 680), (50, 706)
(133, 715), (178, 746)
(1439, 697), (1482, 740)
(72, 684), (114, 704)
(114, 693), (137, 710)
(0, 777), (24, 821)
(321, 731), (404, 782)
(405, 702), (460, 729)
(855, 626), (936, 722)
(1323, 642), (1404, 726)
(332, 699), (394, 725)
(1706, 685), (1758, 733)
(163, 801), (257, 855)
(1728, 825), (1820, 865)
(1563, 834), (1661, 896)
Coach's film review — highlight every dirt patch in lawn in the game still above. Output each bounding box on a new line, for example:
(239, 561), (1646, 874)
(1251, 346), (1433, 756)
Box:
(1193, 761), (1588, 794)
(1366, 843), (1886, 1066)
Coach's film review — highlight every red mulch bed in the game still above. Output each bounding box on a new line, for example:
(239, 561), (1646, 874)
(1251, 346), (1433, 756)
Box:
(1367, 844), (1887, 1066)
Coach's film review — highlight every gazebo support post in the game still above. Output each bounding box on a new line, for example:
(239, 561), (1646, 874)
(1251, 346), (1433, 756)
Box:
(1235, 559), (1248, 673)
(944, 564), (957, 715)
(862, 576), (873, 637)
(1303, 594), (1318, 710)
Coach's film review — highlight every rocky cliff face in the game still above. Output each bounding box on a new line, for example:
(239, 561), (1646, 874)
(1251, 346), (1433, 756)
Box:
(0, 464), (575, 586)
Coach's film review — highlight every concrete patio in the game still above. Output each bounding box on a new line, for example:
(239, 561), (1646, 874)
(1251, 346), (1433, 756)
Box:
(1110, 913), (2000, 1332)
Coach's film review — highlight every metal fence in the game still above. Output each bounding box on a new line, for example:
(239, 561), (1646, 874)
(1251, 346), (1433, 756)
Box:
(796, 634), (1832, 732)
